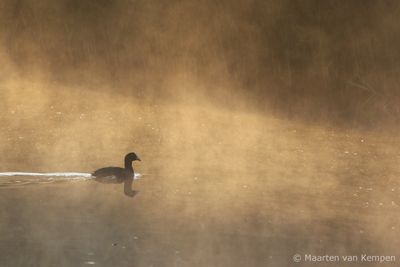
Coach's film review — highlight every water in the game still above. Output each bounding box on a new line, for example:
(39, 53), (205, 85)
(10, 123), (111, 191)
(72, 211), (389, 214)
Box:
(0, 106), (399, 266)
(0, 154), (399, 267)
(0, 172), (142, 188)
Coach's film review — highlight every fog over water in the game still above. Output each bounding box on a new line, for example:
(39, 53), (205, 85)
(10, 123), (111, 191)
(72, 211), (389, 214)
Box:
(0, 1), (400, 266)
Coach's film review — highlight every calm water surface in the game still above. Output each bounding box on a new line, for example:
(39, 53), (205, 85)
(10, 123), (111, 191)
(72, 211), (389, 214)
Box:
(0, 108), (399, 267)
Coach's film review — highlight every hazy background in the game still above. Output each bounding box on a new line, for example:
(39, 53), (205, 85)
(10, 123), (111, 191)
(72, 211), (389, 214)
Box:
(0, 1), (400, 266)
(1, 0), (400, 125)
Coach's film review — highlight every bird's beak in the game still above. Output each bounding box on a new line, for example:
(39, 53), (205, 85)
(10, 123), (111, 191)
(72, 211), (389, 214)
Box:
(137, 158), (141, 161)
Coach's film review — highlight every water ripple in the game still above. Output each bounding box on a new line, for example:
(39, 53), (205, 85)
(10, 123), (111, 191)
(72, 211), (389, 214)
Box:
(0, 172), (142, 188)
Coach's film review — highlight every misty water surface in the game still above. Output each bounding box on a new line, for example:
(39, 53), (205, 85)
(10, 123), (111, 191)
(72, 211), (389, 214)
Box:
(1, 1), (400, 266)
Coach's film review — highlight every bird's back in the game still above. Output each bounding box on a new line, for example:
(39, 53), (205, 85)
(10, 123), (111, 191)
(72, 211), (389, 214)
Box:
(92, 167), (132, 183)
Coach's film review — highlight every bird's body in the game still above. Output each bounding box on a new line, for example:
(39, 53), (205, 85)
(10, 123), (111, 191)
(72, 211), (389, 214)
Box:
(92, 167), (133, 183)
(92, 153), (141, 196)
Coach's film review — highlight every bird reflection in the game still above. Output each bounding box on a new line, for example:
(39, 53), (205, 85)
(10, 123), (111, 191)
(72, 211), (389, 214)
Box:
(92, 152), (141, 197)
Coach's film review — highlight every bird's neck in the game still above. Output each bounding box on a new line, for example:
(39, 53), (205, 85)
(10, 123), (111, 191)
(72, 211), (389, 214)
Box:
(125, 160), (133, 172)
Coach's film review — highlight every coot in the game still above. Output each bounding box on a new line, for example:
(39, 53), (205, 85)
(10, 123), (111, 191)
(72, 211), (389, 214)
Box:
(92, 152), (141, 183)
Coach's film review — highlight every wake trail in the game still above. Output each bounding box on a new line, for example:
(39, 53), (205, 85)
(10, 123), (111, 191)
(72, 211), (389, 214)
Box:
(0, 172), (142, 188)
